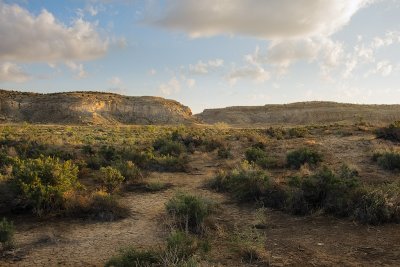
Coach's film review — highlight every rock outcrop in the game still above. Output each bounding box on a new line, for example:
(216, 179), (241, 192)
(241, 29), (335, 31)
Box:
(0, 90), (194, 125)
(196, 101), (400, 126)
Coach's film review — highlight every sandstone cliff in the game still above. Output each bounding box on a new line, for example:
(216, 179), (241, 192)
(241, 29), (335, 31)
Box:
(0, 90), (194, 125)
(196, 101), (400, 126)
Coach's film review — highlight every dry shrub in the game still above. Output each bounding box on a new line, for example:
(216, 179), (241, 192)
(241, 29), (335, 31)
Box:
(64, 190), (130, 221)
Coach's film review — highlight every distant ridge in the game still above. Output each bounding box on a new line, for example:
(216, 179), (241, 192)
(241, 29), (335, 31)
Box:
(196, 101), (400, 126)
(0, 89), (194, 125)
(1, 89), (399, 126)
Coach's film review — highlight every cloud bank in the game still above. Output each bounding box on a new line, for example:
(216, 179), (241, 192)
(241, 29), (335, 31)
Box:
(0, 2), (108, 63)
(148, 0), (373, 39)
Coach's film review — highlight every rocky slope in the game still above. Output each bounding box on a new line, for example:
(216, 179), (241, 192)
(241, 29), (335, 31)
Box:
(0, 90), (194, 125)
(196, 102), (400, 126)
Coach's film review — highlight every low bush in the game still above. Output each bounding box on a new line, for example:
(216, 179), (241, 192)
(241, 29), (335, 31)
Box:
(106, 231), (202, 267)
(210, 163), (400, 224)
(288, 127), (309, 138)
(166, 192), (214, 233)
(0, 217), (14, 250)
(296, 166), (359, 216)
(86, 156), (105, 170)
(64, 191), (130, 221)
(217, 147), (232, 159)
(114, 161), (143, 183)
(166, 231), (197, 260)
(124, 148), (188, 173)
(286, 148), (323, 169)
(99, 166), (125, 193)
(230, 227), (269, 264)
(145, 181), (171, 192)
(353, 182), (400, 225)
(209, 163), (270, 202)
(373, 152), (400, 171)
(100, 145), (120, 162)
(153, 138), (186, 157)
(155, 155), (188, 172)
(265, 127), (285, 140)
(203, 138), (225, 152)
(12, 156), (80, 216)
(245, 147), (277, 169)
(105, 247), (160, 267)
(376, 121), (400, 142)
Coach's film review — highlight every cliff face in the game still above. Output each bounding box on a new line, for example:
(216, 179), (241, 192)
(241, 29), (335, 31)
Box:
(0, 90), (194, 125)
(196, 102), (400, 126)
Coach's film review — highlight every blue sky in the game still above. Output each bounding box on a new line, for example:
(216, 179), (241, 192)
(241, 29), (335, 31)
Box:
(0, 0), (399, 113)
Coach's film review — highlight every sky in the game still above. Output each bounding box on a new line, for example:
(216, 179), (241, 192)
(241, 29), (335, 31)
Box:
(0, 0), (399, 113)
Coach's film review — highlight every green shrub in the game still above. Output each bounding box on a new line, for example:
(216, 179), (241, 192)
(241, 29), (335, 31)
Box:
(153, 138), (186, 157)
(209, 163), (270, 202)
(86, 156), (105, 170)
(100, 145), (120, 162)
(298, 166), (359, 216)
(125, 148), (188, 173)
(99, 166), (125, 193)
(114, 161), (143, 183)
(155, 155), (188, 172)
(12, 156), (79, 215)
(145, 181), (170, 192)
(373, 152), (400, 171)
(353, 189), (391, 225)
(353, 183), (400, 224)
(288, 127), (309, 138)
(203, 138), (225, 152)
(166, 193), (214, 233)
(286, 148), (323, 169)
(376, 121), (400, 142)
(286, 189), (310, 215)
(265, 127), (285, 140)
(105, 247), (160, 267)
(0, 217), (14, 250)
(217, 147), (232, 159)
(245, 147), (267, 164)
(245, 147), (276, 169)
(166, 231), (197, 260)
(262, 184), (289, 210)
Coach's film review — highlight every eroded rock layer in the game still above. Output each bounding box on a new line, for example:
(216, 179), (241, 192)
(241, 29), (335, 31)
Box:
(0, 90), (193, 125)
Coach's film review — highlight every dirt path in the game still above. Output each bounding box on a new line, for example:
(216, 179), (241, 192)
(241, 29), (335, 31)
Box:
(1, 151), (400, 266)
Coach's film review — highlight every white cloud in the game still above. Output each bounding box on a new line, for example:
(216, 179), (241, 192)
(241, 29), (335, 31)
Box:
(189, 59), (224, 74)
(242, 38), (344, 79)
(148, 69), (157, 76)
(148, 0), (373, 39)
(208, 59), (224, 68)
(267, 39), (320, 67)
(65, 62), (87, 79)
(0, 2), (108, 63)
(159, 77), (181, 96)
(365, 61), (393, 77)
(371, 31), (400, 49)
(85, 5), (104, 16)
(376, 61), (393, 76)
(341, 31), (400, 78)
(227, 67), (270, 86)
(0, 62), (30, 83)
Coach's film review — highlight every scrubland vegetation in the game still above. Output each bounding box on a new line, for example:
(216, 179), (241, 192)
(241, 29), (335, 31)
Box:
(0, 122), (399, 266)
